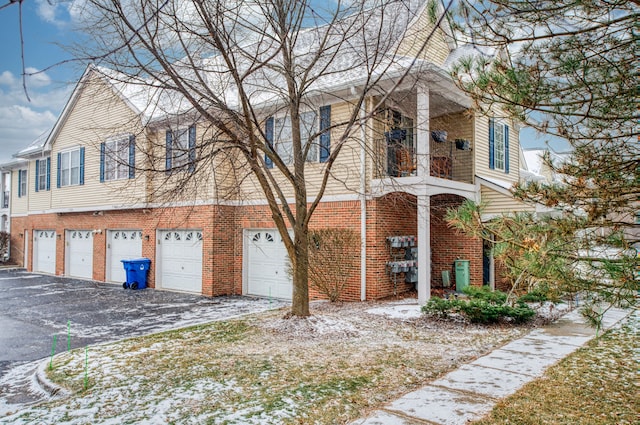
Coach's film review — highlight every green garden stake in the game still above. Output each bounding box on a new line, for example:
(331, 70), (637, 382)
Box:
(67, 320), (71, 351)
(49, 335), (57, 370)
(84, 346), (88, 390)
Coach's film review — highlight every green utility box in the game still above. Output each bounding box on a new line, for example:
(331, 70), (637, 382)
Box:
(454, 259), (470, 292)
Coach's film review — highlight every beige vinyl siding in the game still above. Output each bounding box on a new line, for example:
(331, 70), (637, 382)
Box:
(481, 185), (534, 216)
(11, 169), (28, 215)
(474, 114), (520, 185)
(28, 158), (52, 212)
(397, 5), (450, 66)
(50, 74), (146, 210)
(238, 101), (363, 201)
(145, 123), (224, 204)
(430, 112), (474, 183)
(305, 101), (362, 198)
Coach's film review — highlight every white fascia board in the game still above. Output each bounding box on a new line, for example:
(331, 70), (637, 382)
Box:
(476, 175), (514, 197)
(43, 64), (144, 153)
(0, 159), (28, 171)
(29, 193), (362, 215)
(43, 65), (95, 153)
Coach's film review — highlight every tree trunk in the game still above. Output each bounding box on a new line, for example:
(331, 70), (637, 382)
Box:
(290, 221), (310, 316)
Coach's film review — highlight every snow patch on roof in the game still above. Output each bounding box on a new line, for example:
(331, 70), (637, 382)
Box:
(88, 0), (442, 122)
(15, 128), (51, 157)
(443, 43), (493, 71)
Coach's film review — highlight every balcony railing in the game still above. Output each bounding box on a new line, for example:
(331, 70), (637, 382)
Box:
(375, 139), (457, 180)
(375, 139), (472, 183)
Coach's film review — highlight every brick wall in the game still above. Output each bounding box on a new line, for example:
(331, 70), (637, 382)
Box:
(367, 192), (417, 299)
(10, 193), (485, 301)
(9, 206), (238, 297)
(494, 258), (513, 292)
(9, 216), (27, 267)
(430, 194), (483, 290)
(233, 200), (363, 301)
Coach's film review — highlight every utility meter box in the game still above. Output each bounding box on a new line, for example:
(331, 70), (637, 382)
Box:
(454, 259), (470, 292)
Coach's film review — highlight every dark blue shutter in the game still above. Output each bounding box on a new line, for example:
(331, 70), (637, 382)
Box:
(265, 117), (274, 169)
(17, 169), (22, 198)
(79, 147), (85, 185)
(488, 118), (495, 170)
(35, 160), (40, 192)
(504, 125), (510, 174)
(46, 157), (51, 190)
(56, 152), (61, 188)
(188, 126), (196, 173)
(129, 135), (136, 179)
(165, 130), (172, 173)
(100, 143), (106, 183)
(319, 105), (331, 163)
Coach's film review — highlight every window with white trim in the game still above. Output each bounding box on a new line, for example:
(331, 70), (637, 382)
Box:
(274, 110), (318, 164)
(166, 126), (195, 172)
(494, 123), (506, 171)
(171, 128), (190, 169)
(489, 117), (509, 173)
(36, 158), (49, 191)
(104, 137), (130, 181)
(18, 169), (27, 197)
(59, 148), (81, 187)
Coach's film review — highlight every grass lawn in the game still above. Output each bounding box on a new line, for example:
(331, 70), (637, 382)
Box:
(3, 301), (529, 424)
(473, 310), (639, 425)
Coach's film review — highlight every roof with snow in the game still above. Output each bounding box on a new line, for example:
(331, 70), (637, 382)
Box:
(522, 148), (571, 182)
(15, 128), (51, 158)
(89, 0), (464, 123)
(12, 1), (485, 157)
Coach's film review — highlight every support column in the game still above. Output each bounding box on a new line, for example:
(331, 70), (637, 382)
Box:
(417, 194), (431, 305)
(416, 86), (430, 178)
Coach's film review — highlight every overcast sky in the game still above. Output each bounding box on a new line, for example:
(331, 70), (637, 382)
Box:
(0, 1), (568, 166)
(0, 0), (85, 164)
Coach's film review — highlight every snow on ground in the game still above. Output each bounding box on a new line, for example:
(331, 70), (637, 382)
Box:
(0, 294), (288, 417)
(366, 299), (422, 320)
(0, 361), (51, 416)
(1, 297), (581, 424)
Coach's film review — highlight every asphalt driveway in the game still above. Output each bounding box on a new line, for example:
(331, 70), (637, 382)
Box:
(0, 268), (285, 409)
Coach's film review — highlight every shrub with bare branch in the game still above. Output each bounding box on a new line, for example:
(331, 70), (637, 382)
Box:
(307, 228), (360, 302)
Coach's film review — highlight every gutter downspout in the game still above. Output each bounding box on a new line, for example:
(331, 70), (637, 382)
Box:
(356, 90), (367, 301)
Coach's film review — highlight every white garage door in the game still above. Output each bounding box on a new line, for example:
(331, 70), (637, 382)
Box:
(157, 230), (202, 293)
(107, 230), (143, 283)
(66, 230), (93, 279)
(33, 230), (56, 274)
(245, 229), (292, 300)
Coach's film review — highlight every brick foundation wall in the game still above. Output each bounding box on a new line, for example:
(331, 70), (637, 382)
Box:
(430, 194), (483, 290)
(9, 206), (238, 297)
(494, 258), (513, 292)
(9, 216), (27, 267)
(9, 193), (485, 301)
(366, 192), (417, 299)
(233, 200), (363, 301)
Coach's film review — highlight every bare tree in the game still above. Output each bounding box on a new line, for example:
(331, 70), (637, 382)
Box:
(69, 0), (449, 316)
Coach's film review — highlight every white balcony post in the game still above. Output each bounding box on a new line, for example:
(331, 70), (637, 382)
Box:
(417, 194), (431, 305)
(416, 86), (430, 178)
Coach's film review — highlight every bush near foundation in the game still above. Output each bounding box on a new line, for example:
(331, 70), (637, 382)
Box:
(307, 228), (360, 302)
(422, 286), (535, 324)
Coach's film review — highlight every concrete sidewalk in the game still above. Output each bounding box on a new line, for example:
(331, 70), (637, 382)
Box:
(352, 307), (631, 425)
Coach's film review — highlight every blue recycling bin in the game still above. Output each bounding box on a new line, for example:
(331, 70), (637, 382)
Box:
(121, 258), (151, 290)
